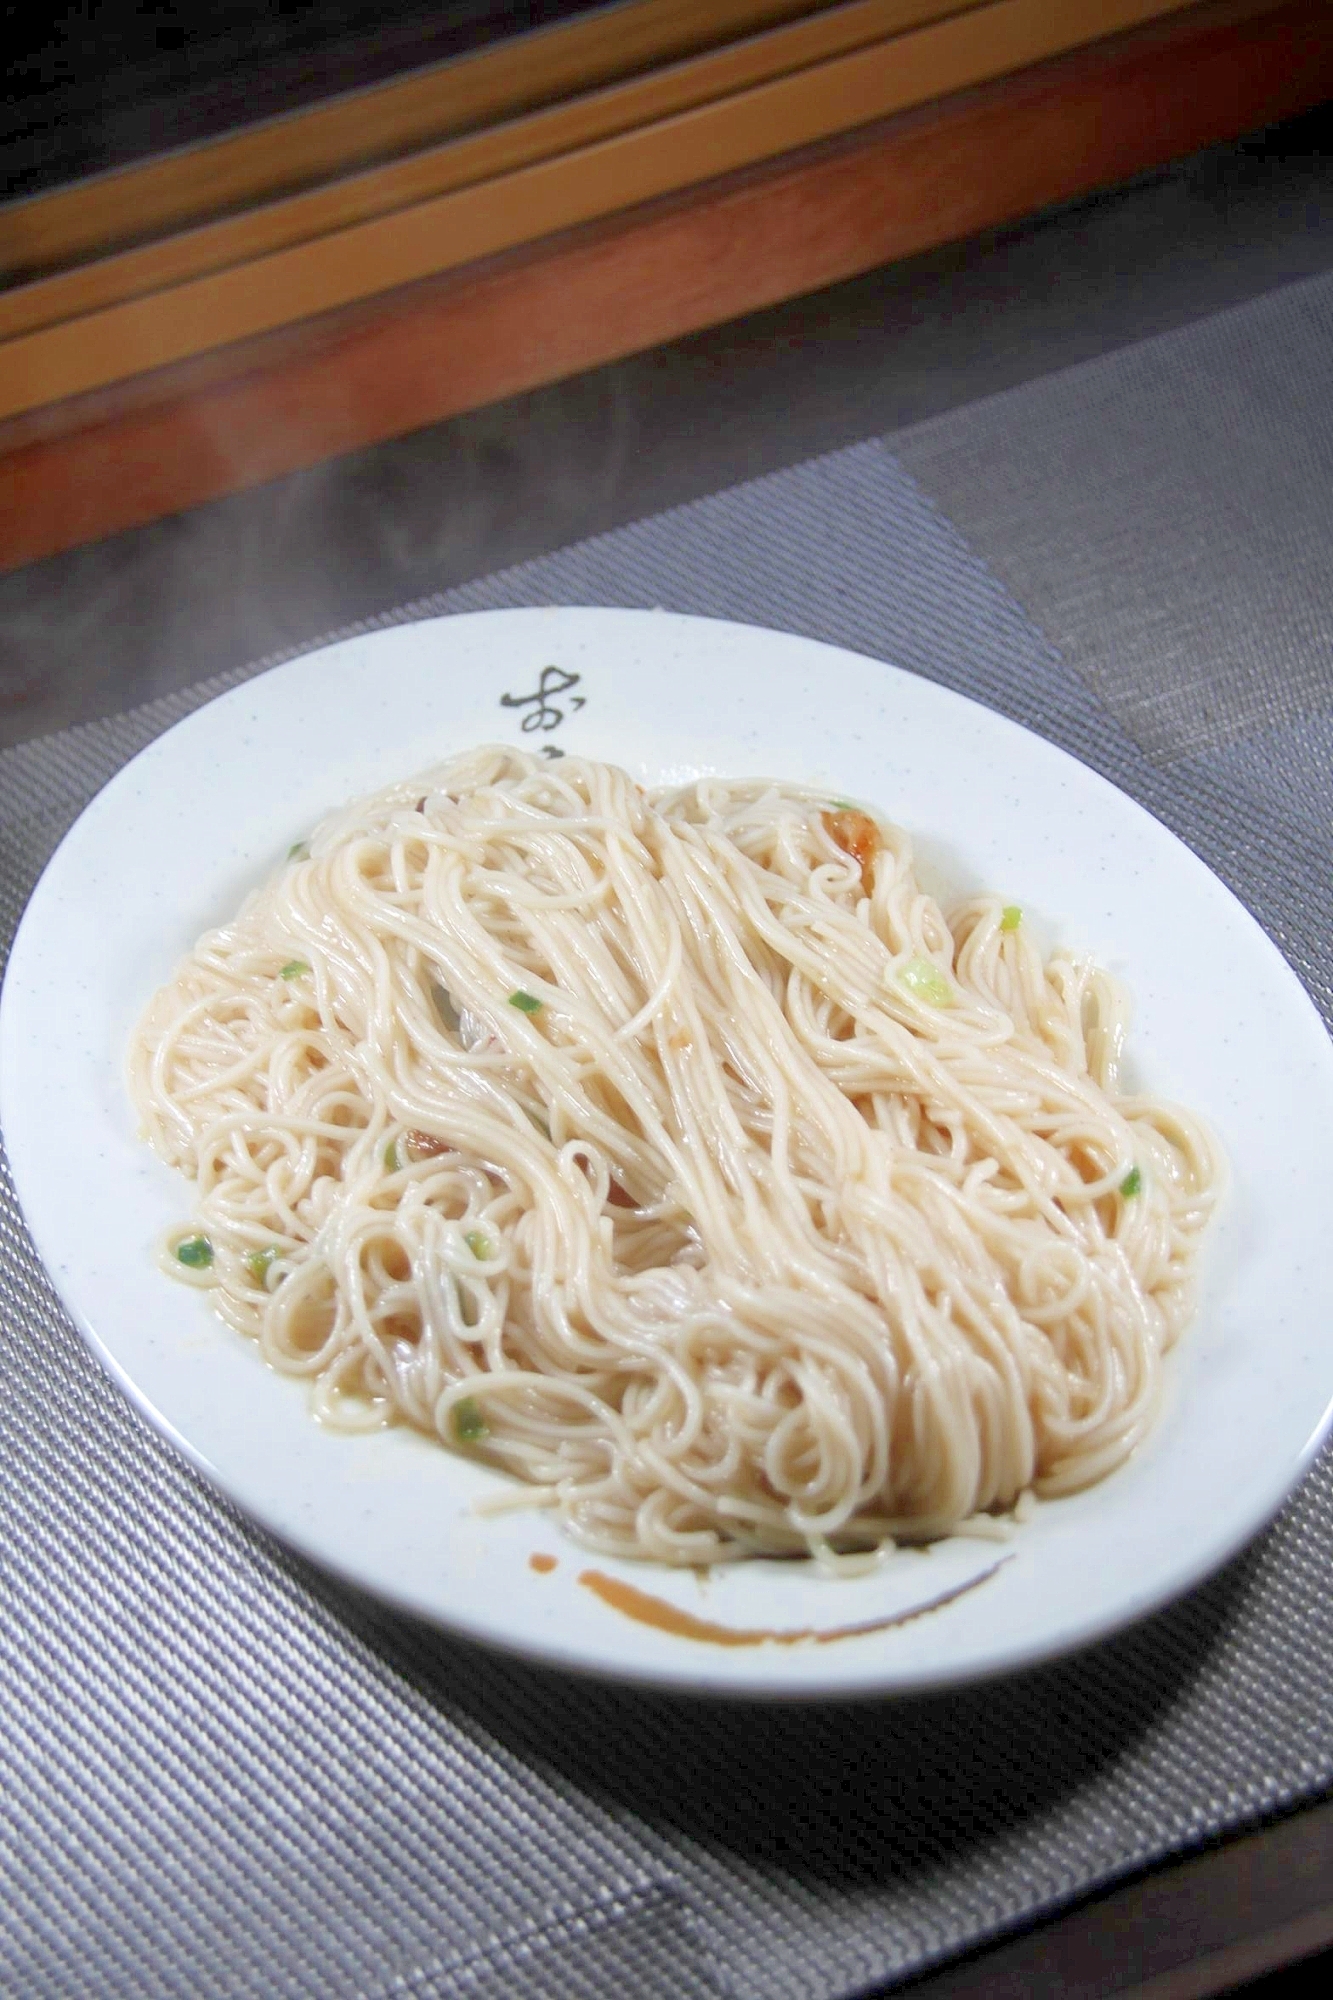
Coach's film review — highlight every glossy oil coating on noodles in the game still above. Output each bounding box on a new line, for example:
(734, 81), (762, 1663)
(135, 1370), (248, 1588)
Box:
(129, 748), (1222, 1564)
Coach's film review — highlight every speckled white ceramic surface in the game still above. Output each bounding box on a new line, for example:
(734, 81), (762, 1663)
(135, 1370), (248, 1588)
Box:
(4, 608), (1332, 1695)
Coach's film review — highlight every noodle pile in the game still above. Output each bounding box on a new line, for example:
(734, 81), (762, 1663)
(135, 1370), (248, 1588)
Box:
(129, 747), (1222, 1564)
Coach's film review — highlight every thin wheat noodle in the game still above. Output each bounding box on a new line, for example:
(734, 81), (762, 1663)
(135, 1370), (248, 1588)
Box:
(128, 747), (1222, 1565)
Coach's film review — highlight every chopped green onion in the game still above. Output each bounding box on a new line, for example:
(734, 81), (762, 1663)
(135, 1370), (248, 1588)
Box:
(287, 841), (309, 862)
(1120, 1166), (1143, 1198)
(830, 798), (859, 811)
(1001, 905), (1022, 933)
(453, 1396), (488, 1444)
(279, 960), (310, 980)
(175, 1235), (213, 1269)
(509, 990), (542, 1014)
(897, 957), (954, 1007)
(384, 1138), (401, 1173)
(246, 1245), (280, 1281)
(464, 1230), (490, 1261)
(430, 983), (460, 1032)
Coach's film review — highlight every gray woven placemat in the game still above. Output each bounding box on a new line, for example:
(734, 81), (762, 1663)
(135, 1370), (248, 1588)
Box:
(3, 279), (1333, 2000)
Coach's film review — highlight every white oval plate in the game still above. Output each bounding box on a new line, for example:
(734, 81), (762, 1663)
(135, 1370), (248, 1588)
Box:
(4, 608), (1333, 1697)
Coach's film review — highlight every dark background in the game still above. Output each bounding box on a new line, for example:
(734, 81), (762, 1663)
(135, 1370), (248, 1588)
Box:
(2, 0), (613, 198)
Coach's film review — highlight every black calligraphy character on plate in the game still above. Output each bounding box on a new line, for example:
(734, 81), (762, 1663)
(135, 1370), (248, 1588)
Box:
(499, 665), (585, 759)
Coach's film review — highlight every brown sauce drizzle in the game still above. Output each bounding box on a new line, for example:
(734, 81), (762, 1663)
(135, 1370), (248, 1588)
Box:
(405, 1129), (451, 1158)
(821, 808), (881, 893)
(576, 1556), (1009, 1647)
(529, 1552), (558, 1575)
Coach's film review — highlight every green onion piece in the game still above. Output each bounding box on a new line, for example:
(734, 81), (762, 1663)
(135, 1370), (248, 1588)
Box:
(464, 1230), (489, 1261)
(175, 1235), (213, 1269)
(830, 798), (859, 811)
(897, 957), (954, 1007)
(246, 1245), (280, 1281)
(1120, 1166), (1143, 1198)
(430, 982), (460, 1032)
(384, 1138), (400, 1173)
(287, 841), (309, 862)
(1001, 905), (1022, 932)
(279, 960), (310, 980)
(509, 990), (542, 1015)
(453, 1397), (488, 1443)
